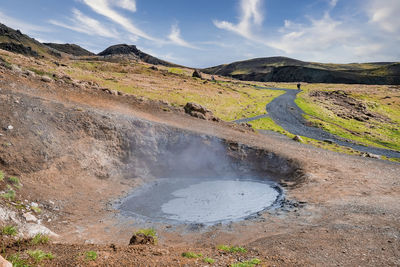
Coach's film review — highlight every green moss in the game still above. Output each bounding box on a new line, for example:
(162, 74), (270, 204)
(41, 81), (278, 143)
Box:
(217, 245), (247, 253)
(31, 233), (49, 245)
(1, 225), (18, 236)
(231, 258), (261, 267)
(27, 250), (54, 263)
(203, 257), (215, 264)
(1, 185), (16, 200)
(182, 252), (202, 258)
(85, 251), (98, 261)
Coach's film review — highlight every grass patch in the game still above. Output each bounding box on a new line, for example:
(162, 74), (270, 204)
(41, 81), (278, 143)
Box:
(203, 257), (216, 264)
(31, 233), (49, 245)
(7, 253), (31, 267)
(31, 206), (41, 214)
(85, 251), (98, 261)
(27, 250), (54, 263)
(295, 87), (400, 151)
(1, 225), (18, 236)
(7, 176), (19, 185)
(168, 67), (184, 75)
(1, 185), (16, 200)
(182, 252), (202, 258)
(217, 245), (247, 253)
(231, 258), (261, 267)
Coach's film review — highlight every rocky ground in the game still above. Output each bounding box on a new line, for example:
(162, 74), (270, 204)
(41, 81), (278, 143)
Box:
(0, 59), (399, 266)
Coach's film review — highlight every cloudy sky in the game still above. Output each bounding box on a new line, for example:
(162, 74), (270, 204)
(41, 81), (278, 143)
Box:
(0, 0), (399, 67)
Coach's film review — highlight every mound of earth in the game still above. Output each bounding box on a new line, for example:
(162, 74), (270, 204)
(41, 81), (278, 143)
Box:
(309, 90), (390, 122)
(98, 44), (177, 67)
(43, 43), (95, 56)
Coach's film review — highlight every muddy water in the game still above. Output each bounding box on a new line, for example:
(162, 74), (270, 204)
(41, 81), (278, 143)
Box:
(119, 178), (282, 224)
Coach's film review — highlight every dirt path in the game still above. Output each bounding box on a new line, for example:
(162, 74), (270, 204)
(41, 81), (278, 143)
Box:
(239, 86), (400, 158)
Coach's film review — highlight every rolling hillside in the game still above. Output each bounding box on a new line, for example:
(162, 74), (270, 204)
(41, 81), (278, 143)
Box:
(203, 57), (400, 85)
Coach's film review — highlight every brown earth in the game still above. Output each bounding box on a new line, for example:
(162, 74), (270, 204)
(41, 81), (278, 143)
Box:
(309, 90), (391, 122)
(0, 63), (399, 266)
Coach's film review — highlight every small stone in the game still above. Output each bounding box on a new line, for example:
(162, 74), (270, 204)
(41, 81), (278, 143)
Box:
(23, 212), (38, 223)
(31, 202), (39, 208)
(293, 135), (303, 142)
(41, 76), (52, 83)
(7, 125), (13, 130)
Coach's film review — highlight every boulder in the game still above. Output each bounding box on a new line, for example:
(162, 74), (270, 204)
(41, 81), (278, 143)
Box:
(192, 69), (202, 79)
(129, 233), (155, 245)
(184, 102), (218, 121)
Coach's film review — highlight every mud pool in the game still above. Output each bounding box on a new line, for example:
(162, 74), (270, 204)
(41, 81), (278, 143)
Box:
(119, 178), (283, 224)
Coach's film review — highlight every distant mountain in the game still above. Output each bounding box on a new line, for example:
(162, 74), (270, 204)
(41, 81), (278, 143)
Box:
(0, 23), (61, 58)
(203, 57), (400, 85)
(98, 44), (177, 67)
(44, 43), (95, 56)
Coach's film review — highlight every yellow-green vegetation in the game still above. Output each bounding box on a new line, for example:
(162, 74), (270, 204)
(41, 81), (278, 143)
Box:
(62, 60), (284, 121)
(27, 250), (54, 263)
(7, 253), (31, 267)
(85, 251), (98, 261)
(31, 206), (41, 214)
(0, 170), (4, 181)
(217, 245), (247, 253)
(1, 185), (16, 200)
(31, 234), (49, 245)
(203, 257), (216, 264)
(249, 117), (295, 137)
(295, 85), (400, 151)
(182, 252), (202, 258)
(231, 258), (261, 267)
(168, 67), (185, 75)
(1, 225), (18, 236)
(8, 176), (19, 185)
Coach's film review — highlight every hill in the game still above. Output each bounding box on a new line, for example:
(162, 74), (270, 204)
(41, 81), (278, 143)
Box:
(202, 56), (400, 85)
(0, 23), (61, 58)
(98, 44), (178, 67)
(43, 43), (95, 56)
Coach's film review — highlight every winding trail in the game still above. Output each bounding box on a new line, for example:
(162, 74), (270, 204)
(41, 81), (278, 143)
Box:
(236, 86), (400, 158)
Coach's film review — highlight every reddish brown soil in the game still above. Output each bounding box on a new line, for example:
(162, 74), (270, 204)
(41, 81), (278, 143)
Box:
(0, 65), (399, 266)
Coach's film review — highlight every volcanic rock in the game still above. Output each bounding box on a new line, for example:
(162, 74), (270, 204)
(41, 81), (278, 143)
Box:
(129, 233), (155, 245)
(192, 69), (202, 78)
(184, 102), (218, 121)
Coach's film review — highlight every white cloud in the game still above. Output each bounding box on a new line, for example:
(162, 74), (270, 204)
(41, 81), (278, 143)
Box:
(268, 13), (353, 55)
(214, 0), (263, 39)
(49, 9), (118, 38)
(115, 0), (136, 12)
(0, 11), (50, 34)
(80, 0), (158, 42)
(368, 0), (400, 33)
(329, 0), (338, 8)
(168, 24), (199, 49)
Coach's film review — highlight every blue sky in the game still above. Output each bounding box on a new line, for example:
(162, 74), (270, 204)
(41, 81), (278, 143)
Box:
(0, 0), (399, 67)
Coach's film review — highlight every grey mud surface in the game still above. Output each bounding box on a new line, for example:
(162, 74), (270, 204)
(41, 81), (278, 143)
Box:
(237, 86), (400, 158)
(119, 177), (282, 225)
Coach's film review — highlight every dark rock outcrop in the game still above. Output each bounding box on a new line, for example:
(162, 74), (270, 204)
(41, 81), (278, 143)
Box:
(98, 44), (177, 67)
(129, 233), (155, 245)
(192, 69), (202, 78)
(0, 43), (38, 57)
